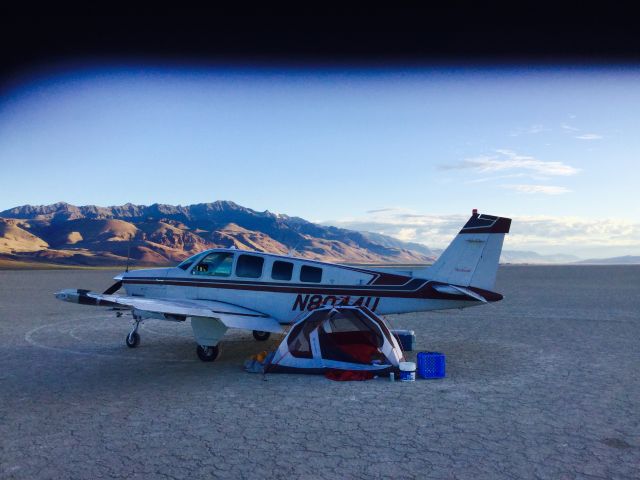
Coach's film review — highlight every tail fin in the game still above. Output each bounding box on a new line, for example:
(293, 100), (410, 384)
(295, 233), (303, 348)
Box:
(424, 211), (511, 291)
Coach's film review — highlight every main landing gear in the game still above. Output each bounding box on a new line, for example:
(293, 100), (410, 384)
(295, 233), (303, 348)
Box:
(126, 319), (141, 348)
(123, 314), (222, 362)
(196, 345), (219, 362)
(252, 330), (271, 341)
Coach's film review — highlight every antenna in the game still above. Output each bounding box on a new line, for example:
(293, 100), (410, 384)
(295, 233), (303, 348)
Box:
(288, 239), (303, 257)
(286, 222), (302, 257)
(125, 234), (132, 272)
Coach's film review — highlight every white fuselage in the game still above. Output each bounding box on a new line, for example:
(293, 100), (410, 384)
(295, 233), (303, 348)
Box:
(121, 249), (488, 324)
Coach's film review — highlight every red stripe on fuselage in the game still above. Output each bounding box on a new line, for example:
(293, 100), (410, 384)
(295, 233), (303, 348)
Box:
(122, 277), (502, 302)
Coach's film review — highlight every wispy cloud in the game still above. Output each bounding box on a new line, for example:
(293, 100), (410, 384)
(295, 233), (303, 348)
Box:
(442, 149), (580, 177)
(464, 173), (527, 184)
(366, 207), (398, 214)
(561, 122), (603, 140)
(575, 133), (603, 140)
(501, 184), (571, 195)
(510, 124), (547, 136)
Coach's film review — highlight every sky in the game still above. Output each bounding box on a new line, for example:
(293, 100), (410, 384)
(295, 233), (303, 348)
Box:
(0, 64), (639, 258)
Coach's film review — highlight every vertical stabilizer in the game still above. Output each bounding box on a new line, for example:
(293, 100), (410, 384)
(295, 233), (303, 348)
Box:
(424, 211), (511, 291)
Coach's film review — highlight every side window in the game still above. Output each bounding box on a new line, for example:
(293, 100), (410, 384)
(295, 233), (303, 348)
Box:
(271, 260), (293, 281)
(300, 265), (322, 283)
(236, 254), (264, 278)
(192, 252), (234, 277)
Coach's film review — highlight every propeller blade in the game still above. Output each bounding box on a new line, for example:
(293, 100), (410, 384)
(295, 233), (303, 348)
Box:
(103, 280), (123, 295)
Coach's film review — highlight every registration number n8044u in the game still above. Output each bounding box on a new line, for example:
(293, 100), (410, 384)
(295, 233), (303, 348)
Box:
(292, 294), (380, 312)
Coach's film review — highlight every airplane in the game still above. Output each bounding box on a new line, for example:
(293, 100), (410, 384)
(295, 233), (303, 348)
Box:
(55, 210), (511, 362)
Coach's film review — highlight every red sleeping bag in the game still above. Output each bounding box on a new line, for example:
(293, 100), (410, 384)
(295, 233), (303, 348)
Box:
(323, 342), (380, 381)
(324, 369), (375, 381)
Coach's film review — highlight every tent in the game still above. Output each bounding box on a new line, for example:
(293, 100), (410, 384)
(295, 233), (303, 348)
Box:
(266, 306), (404, 375)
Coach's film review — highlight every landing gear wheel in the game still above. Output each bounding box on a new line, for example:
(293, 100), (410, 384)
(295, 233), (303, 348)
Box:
(126, 332), (140, 348)
(196, 345), (219, 362)
(252, 330), (271, 341)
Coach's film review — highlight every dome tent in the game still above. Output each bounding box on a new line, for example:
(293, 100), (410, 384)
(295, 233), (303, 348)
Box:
(265, 306), (404, 374)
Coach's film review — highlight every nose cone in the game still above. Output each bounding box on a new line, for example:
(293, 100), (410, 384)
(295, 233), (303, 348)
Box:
(54, 291), (67, 301)
(54, 288), (80, 303)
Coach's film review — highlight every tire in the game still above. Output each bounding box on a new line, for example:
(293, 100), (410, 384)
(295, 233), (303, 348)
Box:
(252, 330), (271, 341)
(196, 344), (219, 362)
(126, 332), (140, 348)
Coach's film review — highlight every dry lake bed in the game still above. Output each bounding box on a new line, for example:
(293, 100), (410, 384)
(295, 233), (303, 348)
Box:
(1, 266), (639, 479)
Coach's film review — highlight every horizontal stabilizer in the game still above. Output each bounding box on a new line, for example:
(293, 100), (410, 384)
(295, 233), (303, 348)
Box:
(433, 284), (488, 303)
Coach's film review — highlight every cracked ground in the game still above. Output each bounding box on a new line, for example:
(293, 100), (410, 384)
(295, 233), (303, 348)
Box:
(1, 266), (639, 479)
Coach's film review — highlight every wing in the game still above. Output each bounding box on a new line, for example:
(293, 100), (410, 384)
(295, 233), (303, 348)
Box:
(54, 289), (284, 333)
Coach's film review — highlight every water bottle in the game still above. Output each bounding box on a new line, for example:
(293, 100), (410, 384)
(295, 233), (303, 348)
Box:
(389, 372), (395, 382)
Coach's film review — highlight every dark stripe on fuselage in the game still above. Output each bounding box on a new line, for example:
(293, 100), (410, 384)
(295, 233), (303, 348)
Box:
(124, 276), (426, 295)
(370, 272), (413, 285)
(122, 277), (503, 302)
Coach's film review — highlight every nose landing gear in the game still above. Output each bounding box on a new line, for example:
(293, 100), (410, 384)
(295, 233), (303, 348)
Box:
(126, 319), (141, 348)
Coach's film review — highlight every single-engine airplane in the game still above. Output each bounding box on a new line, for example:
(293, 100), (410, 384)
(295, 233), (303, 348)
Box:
(55, 210), (511, 362)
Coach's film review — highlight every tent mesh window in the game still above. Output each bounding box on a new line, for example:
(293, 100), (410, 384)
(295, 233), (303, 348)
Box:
(287, 311), (326, 358)
(360, 307), (396, 346)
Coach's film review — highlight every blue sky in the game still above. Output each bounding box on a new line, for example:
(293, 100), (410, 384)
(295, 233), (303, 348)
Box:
(1, 64), (639, 257)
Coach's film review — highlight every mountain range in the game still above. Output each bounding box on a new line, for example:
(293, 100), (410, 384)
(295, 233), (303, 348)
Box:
(0, 201), (435, 267)
(574, 255), (640, 265)
(1, 202), (637, 268)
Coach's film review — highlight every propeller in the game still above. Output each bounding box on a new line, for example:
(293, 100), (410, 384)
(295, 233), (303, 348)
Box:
(103, 280), (123, 295)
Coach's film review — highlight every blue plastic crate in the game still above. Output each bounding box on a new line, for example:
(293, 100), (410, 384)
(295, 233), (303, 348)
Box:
(391, 329), (415, 351)
(417, 351), (446, 379)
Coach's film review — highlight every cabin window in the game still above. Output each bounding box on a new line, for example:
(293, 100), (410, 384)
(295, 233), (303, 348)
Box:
(192, 252), (234, 277)
(300, 265), (322, 283)
(235, 254), (264, 278)
(271, 260), (293, 281)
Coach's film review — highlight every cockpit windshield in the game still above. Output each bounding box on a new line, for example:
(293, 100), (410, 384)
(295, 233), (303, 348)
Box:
(192, 252), (235, 277)
(177, 252), (204, 271)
